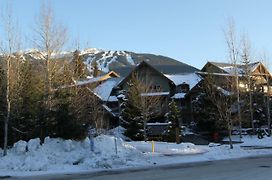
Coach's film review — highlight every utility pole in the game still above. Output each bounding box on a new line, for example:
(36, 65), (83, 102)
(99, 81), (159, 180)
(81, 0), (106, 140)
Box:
(266, 74), (271, 136)
(249, 79), (254, 133)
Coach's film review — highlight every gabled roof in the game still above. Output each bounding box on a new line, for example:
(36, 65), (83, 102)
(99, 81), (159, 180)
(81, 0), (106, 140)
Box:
(117, 61), (174, 87)
(115, 61), (202, 100)
(206, 61), (264, 75)
(75, 70), (120, 87)
(199, 61), (272, 86)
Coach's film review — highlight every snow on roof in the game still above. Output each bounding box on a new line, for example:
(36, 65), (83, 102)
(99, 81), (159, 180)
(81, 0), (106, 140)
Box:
(102, 104), (112, 112)
(172, 93), (186, 99)
(75, 71), (119, 87)
(147, 122), (170, 126)
(216, 86), (233, 96)
(165, 73), (201, 90)
(197, 71), (243, 77)
(75, 76), (102, 86)
(141, 92), (169, 97)
(220, 66), (244, 75)
(209, 61), (261, 75)
(108, 96), (118, 102)
(93, 79), (119, 101)
(248, 62), (261, 72)
(117, 94), (125, 99)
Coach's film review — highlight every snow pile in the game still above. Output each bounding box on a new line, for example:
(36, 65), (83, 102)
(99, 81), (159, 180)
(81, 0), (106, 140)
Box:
(222, 135), (272, 147)
(27, 138), (41, 153)
(108, 126), (131, 141)
(199, 136), (272, 162)
(241, 136), (272, 147)
(0, 135), (147, 173)
(129, 141), (205, 155)
(1, 135), (272, 177)
(203, 145), (251, 161)
(13, 140), (27, 154)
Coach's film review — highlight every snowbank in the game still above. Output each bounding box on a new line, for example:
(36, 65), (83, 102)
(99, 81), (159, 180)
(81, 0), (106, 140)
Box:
(241, 136), (272, 147)
(130, 141), (205, 155)
(1, 135), (272, 177)
(0, 135), (147, 175)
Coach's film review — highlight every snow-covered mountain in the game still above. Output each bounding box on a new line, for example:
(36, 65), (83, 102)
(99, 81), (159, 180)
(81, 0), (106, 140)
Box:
(2, 48), (199, 76)
(79, 48), (199, 76)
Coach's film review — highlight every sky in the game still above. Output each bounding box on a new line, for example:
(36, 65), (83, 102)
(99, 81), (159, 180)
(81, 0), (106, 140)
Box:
(1, 0), (272, 69)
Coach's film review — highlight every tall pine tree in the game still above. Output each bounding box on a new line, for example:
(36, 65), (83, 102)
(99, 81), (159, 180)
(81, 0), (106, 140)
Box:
(166, 100), (182, 143)
(120, 77), (144, 141)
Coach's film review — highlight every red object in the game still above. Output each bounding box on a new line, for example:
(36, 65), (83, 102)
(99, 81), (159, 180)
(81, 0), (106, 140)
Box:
(213, 132), (219, 142)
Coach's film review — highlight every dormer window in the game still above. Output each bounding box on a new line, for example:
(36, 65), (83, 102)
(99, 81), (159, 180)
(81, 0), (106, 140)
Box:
(176, 83), (189, 93)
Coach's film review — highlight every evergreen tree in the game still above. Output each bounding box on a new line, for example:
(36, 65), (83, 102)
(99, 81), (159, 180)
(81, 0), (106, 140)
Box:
(10, 60), (40, 142)
(72, 50), (86, 80)
(192, 92), (220, 140)
(92, 61), (100, 77)
(49, 89), (88, 140)
(166, 100), (181, 143)
(240, 34), (255, 132)
(71, 86), (98, 135)
(120, 78), (144, 141)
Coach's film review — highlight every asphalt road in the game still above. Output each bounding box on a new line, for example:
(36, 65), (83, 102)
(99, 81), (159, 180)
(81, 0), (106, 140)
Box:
(9, 155), (272, 180)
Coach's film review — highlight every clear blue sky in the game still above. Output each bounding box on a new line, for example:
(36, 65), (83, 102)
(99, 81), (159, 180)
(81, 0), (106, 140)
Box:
(1, 0), (272, 69)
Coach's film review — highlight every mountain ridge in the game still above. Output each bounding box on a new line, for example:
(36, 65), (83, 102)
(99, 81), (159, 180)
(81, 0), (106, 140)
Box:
(1, 48), (199, 76)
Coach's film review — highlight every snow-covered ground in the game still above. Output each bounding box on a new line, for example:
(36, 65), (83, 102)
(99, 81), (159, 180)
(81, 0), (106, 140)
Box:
(1, 132), (272, 177)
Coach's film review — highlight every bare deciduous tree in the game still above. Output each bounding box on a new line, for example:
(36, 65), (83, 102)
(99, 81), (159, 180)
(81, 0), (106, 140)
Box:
(224, 18), (242, 140)
(34, 3), (67, 109)
(0, 5), (21, 156)
(34, 3), (67, 139)
(202, 73), (235, 149)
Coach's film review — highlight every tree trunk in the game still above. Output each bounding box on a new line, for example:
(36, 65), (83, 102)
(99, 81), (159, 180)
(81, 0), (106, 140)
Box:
(143, 115), (147, 142)
(3, 116), (9, 156)
(3, 102), (10, 156)
(175, 127), (181, 144)
(227, 117), (233, 149)
(3, 56), (11, 156)
(236, 76), (242, 140)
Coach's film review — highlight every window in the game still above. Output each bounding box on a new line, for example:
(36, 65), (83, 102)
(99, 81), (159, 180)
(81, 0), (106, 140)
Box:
(149, 85), (162, 92)
(177, 83), (189, 93)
